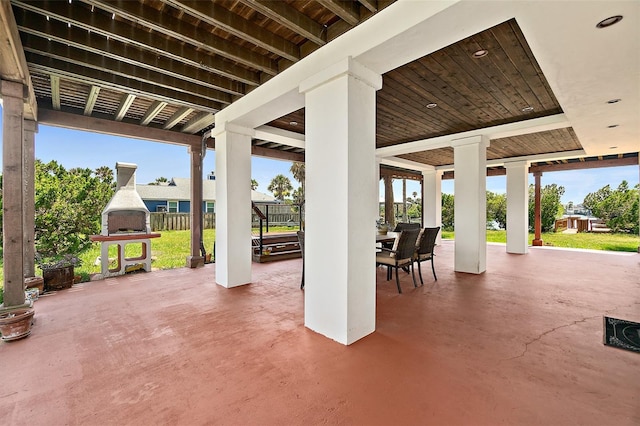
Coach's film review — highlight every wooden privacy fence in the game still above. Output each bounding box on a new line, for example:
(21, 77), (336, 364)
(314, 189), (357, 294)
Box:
(150, 213), (216, 231)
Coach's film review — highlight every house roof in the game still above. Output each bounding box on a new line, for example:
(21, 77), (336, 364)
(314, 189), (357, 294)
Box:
(136, 177), (275, 203)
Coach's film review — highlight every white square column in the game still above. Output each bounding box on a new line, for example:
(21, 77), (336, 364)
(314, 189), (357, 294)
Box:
(213, 123), (254, 288)
(505, 160), (530, 254)
(452, 135), (489, 274)
(300, 57), (382, 345)
(422, 168), (443, 244)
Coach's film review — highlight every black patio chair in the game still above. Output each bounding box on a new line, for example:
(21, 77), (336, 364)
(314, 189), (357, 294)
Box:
(375, 228), (420, 293)
(413, 227), (440, 285)
(393, 222), (420, 232)
(297, 231), (305, 290)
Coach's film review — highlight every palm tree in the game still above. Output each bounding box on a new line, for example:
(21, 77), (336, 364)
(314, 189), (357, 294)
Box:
(268, 174), (293, 201)
(290, 162), (305, 205)
(251, 179), (258, 190)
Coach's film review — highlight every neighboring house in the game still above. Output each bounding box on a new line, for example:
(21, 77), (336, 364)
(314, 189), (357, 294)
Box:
(137, 177), (275, 213)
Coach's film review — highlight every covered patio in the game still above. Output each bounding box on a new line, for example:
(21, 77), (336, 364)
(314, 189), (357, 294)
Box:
(0, 242), (638, 424)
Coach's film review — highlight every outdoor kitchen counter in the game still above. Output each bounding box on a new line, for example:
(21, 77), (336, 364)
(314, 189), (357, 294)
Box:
(90, 233), (161, 242)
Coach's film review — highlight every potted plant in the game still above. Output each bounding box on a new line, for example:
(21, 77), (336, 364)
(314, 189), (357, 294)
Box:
(37, 254), (81, 292)
(376, 218), (390, 235)
(0, 308), (35, 341)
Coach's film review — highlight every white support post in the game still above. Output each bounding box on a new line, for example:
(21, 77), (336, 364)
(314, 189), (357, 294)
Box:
(505, 160), (530, 254)
(300, 57), (382, 345)
(452, 135), (489, 274)
(213, 123), (254, 288)
(422, 168), (442, 244)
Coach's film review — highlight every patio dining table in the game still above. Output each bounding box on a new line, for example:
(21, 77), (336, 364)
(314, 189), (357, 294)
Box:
(376, 231), (399, 245)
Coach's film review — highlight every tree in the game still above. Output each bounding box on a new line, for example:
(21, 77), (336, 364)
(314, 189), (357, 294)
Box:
(583, 181), (639, 234)
(528, 183), (565, 232)
(251, 179), (258, 190)
(148, 176), (169, 186)
(290, 162), (305, 206)
(33, 160), (115, 264)
(486, 191), (507, 229)
(268, 174), (293, 201)
(441, 193), (455, 231)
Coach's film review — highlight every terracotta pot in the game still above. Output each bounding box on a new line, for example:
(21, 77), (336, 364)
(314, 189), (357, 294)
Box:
(0, 308), (35, 341)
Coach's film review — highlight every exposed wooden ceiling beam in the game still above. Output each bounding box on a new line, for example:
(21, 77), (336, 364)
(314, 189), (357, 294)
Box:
(182, 112), (215, 134)
(358, 0), (378, 13)
(12, 0), (261, 86)
(0, 0), (37, 120)
(26, 52), (221, 112)
(50, 74), (61, 110)
(114, 93), (135, 121)
(317, 0), (360, 26)
(38, 108), (202, 147)
(83, 85), (100, 116)
(162, 0), (300, 62)
(14, 9), (245, 97)
(530, 156), (638, 173)
(140, 101), (168, 126)
(22, 35), (233, 105)
(251, 146), (304, 162)
(163, 107), (193, 130)
(80, 0), (278, 75)
(237, 0), (326, 46)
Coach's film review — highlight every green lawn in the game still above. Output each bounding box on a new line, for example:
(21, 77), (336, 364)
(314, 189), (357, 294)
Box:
(441, 230), (639, 252)
(0, 227), (637, 287)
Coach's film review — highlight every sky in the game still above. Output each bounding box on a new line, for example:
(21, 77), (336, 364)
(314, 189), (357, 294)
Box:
(0, 107), (637, 205)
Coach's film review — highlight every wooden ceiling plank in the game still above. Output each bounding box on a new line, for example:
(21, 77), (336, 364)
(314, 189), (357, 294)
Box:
(140, 100), (168, 126)
(238, 0), (326, 46)
(80, 0), (277, 75)
(317, 0), (360, 26)
(83, 85), (100, 116)
(12, 0), (262, 85)
(114, 93), (136, 121)
(14, 9), (246, 96)
(22, 34), (233, 105)
(163, 107), (193, 130)
(506, 20), (558, 110)
(182, 112), (215, 134)
(26, 53), (221, 113)
(50, 74), (61, 110)
(162, 0), (300, 61)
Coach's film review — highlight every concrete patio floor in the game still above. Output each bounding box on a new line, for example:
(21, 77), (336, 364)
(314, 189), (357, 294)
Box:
(1, 241), (638, 425)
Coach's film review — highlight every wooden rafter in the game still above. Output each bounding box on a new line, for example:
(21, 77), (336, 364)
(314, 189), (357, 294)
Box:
(237, 0), (327, 46)
(317, 0), (360, 26)
(161, 0), (300, 62)
(140, 100), (168, 126)
(83, 85), (100, 116)
(80, 0), (278, 75)
(114, 93), (136, 121)
(12, 1), (262, 85)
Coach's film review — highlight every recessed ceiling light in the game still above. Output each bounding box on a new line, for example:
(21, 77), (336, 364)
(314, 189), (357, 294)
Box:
(289, 121), (297, 126)
(426, 103), (438, 109)
(596, 15), (623, 28)
(521, 106), (534, 113)
(609, 146), (618, 149)
(607, 124), (619, 128)
(607, 98), (621, 104)
(472, 49), (488, 58)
